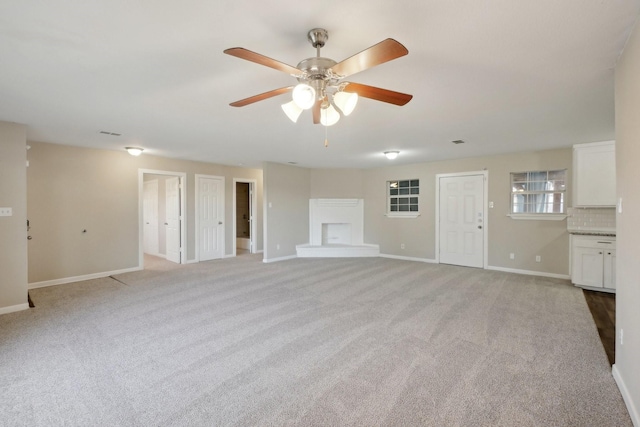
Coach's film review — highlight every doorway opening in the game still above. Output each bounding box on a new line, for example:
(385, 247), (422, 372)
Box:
(233, 178), (257, 256)
(139, 169), (187, 268)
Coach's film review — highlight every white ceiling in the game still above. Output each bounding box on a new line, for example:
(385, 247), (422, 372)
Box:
(1, 1), (638, 169)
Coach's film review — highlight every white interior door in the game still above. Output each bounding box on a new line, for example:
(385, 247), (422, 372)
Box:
(143, 180), (159, 255)
(198, 176), (224, 261)
(439, 174), (485, 268)
(165, 177), (181, 264)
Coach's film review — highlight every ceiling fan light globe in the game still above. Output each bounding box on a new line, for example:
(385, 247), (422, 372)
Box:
(281, 101), (303, 123)
(292, 83), (316, 110)
(384, 151), (399, 160)
(320, 104), (340, 126)
(334, 91), (358, 116)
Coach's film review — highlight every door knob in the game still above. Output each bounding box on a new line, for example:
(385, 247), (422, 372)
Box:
(478, 225), (482, 229)
(218, 221), (223, 225)
(27, 236), (32, 240)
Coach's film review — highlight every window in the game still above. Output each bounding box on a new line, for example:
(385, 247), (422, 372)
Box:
(388, 179), (419, 216)
(510, 170), (566, 216)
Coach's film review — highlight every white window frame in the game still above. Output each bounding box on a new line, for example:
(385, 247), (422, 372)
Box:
(508, 169), (567, 221)
(386, 179), (420, 218)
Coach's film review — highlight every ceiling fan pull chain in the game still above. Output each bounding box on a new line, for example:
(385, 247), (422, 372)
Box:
(324, 121), (329, 147)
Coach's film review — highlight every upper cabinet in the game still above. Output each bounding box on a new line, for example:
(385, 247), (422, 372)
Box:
(573, 141), (616, 207)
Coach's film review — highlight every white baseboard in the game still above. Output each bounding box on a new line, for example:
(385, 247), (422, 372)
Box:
(486, 265), (570, 280)
(256, 249), (264, 254)
(0, 302), (30, 316)
(186, 259), (198, 264)
(612, 364), (640, 427)
(28, 266), (143, 289)
(263, 254), (297, 263)
(380, 254), (437, 263)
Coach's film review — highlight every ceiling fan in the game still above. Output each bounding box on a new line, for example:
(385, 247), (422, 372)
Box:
(224, 28), (413, 126)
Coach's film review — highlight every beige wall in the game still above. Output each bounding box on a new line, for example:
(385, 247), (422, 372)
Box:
(362, 148), (572, 275)
(310, 169), (364, 199)
(263, 162), (310, 261)
(27, 141), (263, 283)
(0, 121), (28, 313)
(279, 148), (571, 275)
(614, 17), (640, 423)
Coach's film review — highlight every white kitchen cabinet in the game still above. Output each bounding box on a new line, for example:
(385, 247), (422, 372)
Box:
(571, 235), (616, 292)
(603, 249), (616, 290)
(573, 141), (616, 207)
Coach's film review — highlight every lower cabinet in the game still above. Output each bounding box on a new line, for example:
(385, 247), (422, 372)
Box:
(571, 235), (616, 292)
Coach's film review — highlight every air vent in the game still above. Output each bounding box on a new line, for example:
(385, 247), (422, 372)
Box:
(451, 139), (465, 144)
(99, 131), (122, 136)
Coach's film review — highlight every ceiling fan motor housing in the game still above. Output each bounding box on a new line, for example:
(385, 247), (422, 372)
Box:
(307, 28), (329, 48)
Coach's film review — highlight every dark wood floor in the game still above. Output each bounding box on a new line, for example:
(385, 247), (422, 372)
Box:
(583, 289), (616, 365)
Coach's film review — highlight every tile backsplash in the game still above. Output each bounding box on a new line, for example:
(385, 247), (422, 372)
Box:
(567, 207), (616, 232)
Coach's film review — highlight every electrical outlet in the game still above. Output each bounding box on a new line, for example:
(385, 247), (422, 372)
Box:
(0, 207), (13, 217)
(509, 253), (515, 260)
(535, 255), (541, 263)
(401, 243), (405, 250)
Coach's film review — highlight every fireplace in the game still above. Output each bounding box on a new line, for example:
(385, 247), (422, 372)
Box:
(322, 223), (352, 245)
(297, 198), (379, 257)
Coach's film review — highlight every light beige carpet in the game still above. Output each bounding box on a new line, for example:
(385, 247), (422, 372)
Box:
(0, 255), (632, 426)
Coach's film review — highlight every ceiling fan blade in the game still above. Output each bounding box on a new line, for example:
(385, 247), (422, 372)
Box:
(330, 39), (408, 78)
(224, 47), (301, 76)
(312, 99), (321, 124)
(229, 86), (294, 107)
(343, 82), (413, 106)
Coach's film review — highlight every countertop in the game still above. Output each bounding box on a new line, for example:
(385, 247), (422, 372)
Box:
(568, 230), (616, 237)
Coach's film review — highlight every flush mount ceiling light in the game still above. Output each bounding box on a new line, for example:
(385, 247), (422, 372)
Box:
(384, 151), (399, 160)
(125, 147), (144, 156)
(224, 28), (412, 128)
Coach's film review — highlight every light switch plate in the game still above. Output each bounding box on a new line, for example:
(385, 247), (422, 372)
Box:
(0, 207), (13, 217)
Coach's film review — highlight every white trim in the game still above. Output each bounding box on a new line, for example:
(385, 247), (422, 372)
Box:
(256, 249), (264, 254)
(195, 174), (226, 262)
(573, 140), (615, 149)
(28, 266), (142, 289)
(507, 214), (567, 221)
(380, 254), (437, 263)
(139, 169), (187, 266)
(486, 265), (570, 280)
(385, 213), (421, 219)
(186, 259), (198, 264)
(575, 284), (616, 293)
(435, 170), (489, 268)
(612, 364), (640, 427)
(318, 198), (359, 207)
(233, 178), (258, 256)
(262, 254), (297, 263)
(0, 303), (29, 316)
